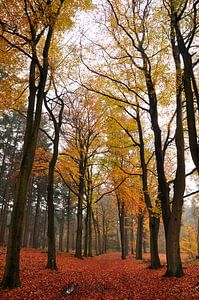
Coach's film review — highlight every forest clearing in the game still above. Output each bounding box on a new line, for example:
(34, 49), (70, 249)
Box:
(0, 249), (199, 300)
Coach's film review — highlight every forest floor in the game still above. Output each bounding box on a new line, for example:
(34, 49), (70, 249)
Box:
(0, 248), (199, 299)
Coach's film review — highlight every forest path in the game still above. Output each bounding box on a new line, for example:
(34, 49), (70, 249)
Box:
(0, 249), (199, 299)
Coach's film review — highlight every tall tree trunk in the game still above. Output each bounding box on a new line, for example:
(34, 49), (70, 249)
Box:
(32, 184), (41, 249)
(136, 213), (143, 260)
(44, 87), (64, 269)
(66, 191), (71, 253)
(84, 209), (88, 257)
(124, 212), (128, 257)
(96, 209), (102, 255)
(46, 162), (57, 269)
(92, 211), (99, 255)
(75, 175), (84, 258)
(130, 217), (134, 255)
(88, 204), (93, 257)
(197, 217), (199, 258)
(149, 215), (161, 269)
(0, 182), (10, 246)
(136, 108), (161, 268)
(164, 21), (185, 277)
(42, 204), (48, 250)
(117, 197), (126, 259)
(59, 202), (65, 252)
(0, 25), (54, 289)
(22, 177), (33, 248)
(173, 13), (199, 173)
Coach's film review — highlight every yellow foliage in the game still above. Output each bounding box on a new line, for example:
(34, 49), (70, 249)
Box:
(32, 147), (51, 176)
(181, 225), (197, 258)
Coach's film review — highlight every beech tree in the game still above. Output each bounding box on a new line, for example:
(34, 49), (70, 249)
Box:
(0, 0), (92, 289)
(43, 83), (64, 270)
(58, 90), (106, 258)
(163, 0), (199, 173)
(78, 0), (188, 276)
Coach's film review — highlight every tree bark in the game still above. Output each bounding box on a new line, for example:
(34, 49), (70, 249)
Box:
(164, 20), (185, 277)
(32, 184), (41, 249)
(173, 11), (199, 173)
(136, 107), (161, 268)
(75, 174), (84, 258)
(88, 204), (93, 257)
(0, 21), (54, 288)
(117, 197), (126, 259)
(136, 213), (143, 260)
(66, 191), (71, 253)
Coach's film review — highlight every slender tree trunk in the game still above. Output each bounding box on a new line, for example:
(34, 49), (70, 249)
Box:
(59, 203), (65, 252)
(136, 213), (143, 260)
(96, 210), (102, 255)
(0, 183), (10, 246)
(44, 87), (64, 269)
(22, 178), (33, 248)
(197, 217), (199, 258)
(124, 212), (128, 257)
(130, 217), (134, 255)
(88, 204), (92, 257)
(75, 176), (84, 258)
(42, 204), (47, 249)
(75, 198), (83, 258)
(0, 25), (54, 289)
(174, 18), (199, 173)
(46, 162), (57, 269)
(66, 192), (71, 253)
(32, 185), (41, 249)
(92, 211), (99, 255)
(84, 210), (88, 257)
(117, 197), (126, 259)
(75, 146), (87, 259)
(136, 108), (161, 268)
(164, 26), (185, 277)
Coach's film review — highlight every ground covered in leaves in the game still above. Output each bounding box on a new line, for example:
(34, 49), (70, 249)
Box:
(0, 249), (199, 299)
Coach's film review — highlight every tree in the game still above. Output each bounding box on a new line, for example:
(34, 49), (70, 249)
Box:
(79, 0), (186, 276)
(43, 83), (64, 269)
(58, 90), (106, 258)
(0, 0), (91, 289)
(163, 0), (199, 173)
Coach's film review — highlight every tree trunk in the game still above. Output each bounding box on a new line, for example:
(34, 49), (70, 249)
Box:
(124, 212), (128, 257)
(44, 86), (64, 269)
(59, 203), (65, 252)
(0, 182), (10, 246)
(174, 17), (199, 173)
(117, 198), (126, 259)
(32, 184), (41, 249)
(149, 216), (161, 269)
(66, 192), (71, 253)
(22, 178), (33, 248)
(136, 108), (161, 268)
(75, 199), (83, 258)
(130, 217), (134, 255)
(45, 161), (57, 269)
(75, 147), (87, 259)
(0, 24), (54, 289)
(92, 211), (99, 255)
(42, 204), (47, 249)
(197, 217), (199, 257)
(163, 21), (185, 277)
(88, 204), (93, 257)
(136, 213), (143, 260)
(83, 210), (88, 257)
